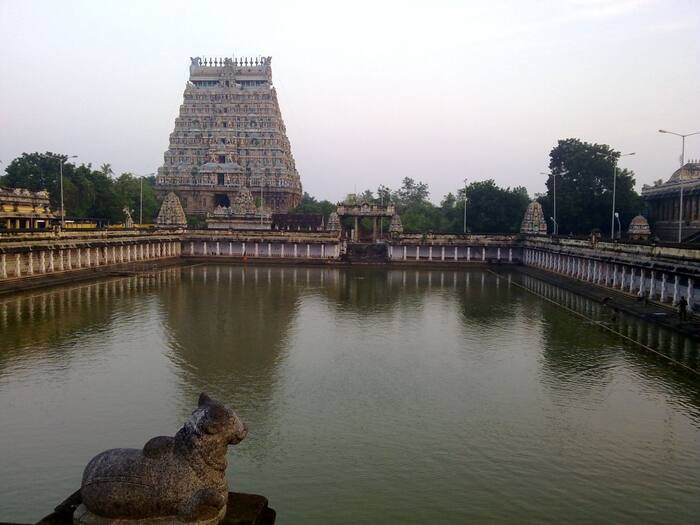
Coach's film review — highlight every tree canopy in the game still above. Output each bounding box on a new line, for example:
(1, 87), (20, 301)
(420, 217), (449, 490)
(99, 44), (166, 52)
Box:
(1, 152), (159, 224)
(538, 138), (641, 236)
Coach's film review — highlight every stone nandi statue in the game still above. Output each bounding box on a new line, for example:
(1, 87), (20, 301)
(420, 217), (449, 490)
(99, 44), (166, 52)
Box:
(74, 394), (247, 525)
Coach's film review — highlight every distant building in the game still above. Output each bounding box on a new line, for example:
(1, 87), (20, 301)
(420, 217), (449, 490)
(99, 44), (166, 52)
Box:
(0, 187), (55, 230)
(642, 161), (700, 241)
(155, 55), (302, 217)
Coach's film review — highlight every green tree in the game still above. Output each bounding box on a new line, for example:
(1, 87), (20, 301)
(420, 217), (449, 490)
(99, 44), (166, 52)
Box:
(113, 173), (160, 224)
(540, 138), (641, 236)
(462, 180), (530, 233)
(291, 191), (335, 218)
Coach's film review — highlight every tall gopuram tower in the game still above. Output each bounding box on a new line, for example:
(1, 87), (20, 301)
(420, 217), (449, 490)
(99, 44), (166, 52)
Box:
(155, 56), (302, 216)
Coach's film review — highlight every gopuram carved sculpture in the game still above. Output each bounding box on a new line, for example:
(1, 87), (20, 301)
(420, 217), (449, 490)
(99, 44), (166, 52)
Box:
(74, 394), (248, 525)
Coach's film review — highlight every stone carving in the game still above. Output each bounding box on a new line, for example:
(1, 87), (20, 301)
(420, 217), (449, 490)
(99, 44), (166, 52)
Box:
(389, 214), (403, 237)
(74, 394), (247, 525)
(156, 191), (188, 228)
(230, 188), (258, 215)
(520, 201), (547, 235)
(326, 212), (341, 231)
(123, 207), (134, 229)
(628, 214), (651, 240)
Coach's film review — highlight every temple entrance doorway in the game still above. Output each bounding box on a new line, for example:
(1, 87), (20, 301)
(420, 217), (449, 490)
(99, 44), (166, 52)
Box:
(214, 194), (230, 207)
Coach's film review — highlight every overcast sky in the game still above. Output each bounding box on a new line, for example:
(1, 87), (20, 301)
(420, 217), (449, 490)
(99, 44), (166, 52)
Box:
(1, 0), (698, 203)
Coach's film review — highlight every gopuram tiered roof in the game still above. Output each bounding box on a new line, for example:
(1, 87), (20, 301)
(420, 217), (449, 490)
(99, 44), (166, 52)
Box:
(156, 55), (302, 216)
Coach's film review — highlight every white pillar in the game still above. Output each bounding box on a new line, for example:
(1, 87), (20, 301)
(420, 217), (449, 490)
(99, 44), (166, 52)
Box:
(321, 244), (325, 258)
(673, 275), (680, 305)
(482, 247), (485, 261)
(139, 244), (144, 261)
(497, 247), (501, 261)
(281, 244), (285, 258)
(509, 248), (512, 263)
(294, 244), (298, 257)
(67, 249), (73, 269)
(620, 266), (626, 290)
(77, 248), (83, 268)
(190, 242), (195, 255)
(268, 243), (272, 257)
(639, 270), (645, 295)
(455, 247), (458, 261)
(306, 244), (310, 258)
(241, 242), (246, 256)
(441, 246), (445, 261)
(660, 273), (667, 302)
(467, 247), (471, 261)
(612, 265), (618, 287)
(216, 242), (220, 256)
(40, 251), (46, 273)
(688, 278), (694, 309)
(416, 246), (420, 260)
(203, 242), (207, 256)
(49, 251), (55, 272)
(403, 246), (407, 261)
(59, 249), (65, 271)
(112, 246), (117, 262)
(27, 252), (33, 275)
(648, 271), (656, 300)
(255, 243), (260, 257)
(86, 248), (92, 267)
(0, 253), (6, 279)
(629, 268), (635, 293)
(428, 246), (433, 261)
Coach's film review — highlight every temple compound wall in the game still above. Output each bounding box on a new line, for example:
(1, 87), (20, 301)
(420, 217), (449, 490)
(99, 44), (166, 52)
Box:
(522, 236), (700, 308)
(0, 231), (181, 281)
(3, 230), (700, 317)
(155, 56), (302, 216)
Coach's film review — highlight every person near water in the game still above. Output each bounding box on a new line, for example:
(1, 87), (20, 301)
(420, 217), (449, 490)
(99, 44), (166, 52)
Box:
(678, 296), (688, 321)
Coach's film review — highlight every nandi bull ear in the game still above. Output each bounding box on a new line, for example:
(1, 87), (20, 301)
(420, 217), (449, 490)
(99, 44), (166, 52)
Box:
(200, 403), (229, 434)
(198, 392), (212, 407)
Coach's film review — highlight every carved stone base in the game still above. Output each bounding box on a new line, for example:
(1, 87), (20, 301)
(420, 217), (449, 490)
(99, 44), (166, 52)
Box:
(13, 490), (276, 525)
(73, 504), (226, 525)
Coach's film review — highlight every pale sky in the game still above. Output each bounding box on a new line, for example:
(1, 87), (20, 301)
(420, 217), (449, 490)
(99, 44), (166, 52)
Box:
(1, 0), (699, 203)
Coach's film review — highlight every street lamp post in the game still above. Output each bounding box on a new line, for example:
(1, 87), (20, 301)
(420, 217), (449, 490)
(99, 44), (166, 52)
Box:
(50, 154), (77, 228)
(260, 179), (264, 225)
(610, 152), (635, 240)
(658, 129), (700, 243)
(614, 212), (621, 240)
(463, 178), (468, 234)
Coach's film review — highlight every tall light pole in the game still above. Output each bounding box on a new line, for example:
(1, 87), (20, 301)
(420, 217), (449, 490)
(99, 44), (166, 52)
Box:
(658, 129), (700, 243)
(50, 154), (77, 228)
(610, 152), (635, 239)
(540, 171), (557, 235)
(463, 178), (468, 234)
(138, 173), (154, 225)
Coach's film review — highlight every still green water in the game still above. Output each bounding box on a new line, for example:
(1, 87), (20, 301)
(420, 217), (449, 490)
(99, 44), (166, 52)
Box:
(1, 265), (699, 524)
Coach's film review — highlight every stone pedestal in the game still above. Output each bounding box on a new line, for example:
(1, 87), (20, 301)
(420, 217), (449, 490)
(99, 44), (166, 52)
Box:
(20, 491), (275, 525)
